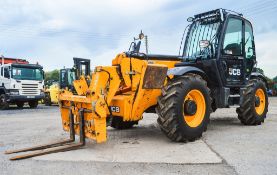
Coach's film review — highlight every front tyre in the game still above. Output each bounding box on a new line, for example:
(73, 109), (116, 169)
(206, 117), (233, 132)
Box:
(16, 102), (25, 109)
(236, 79), (268, 125)
(44, 92), (52, 106)
(29, 101), (38, 109)
(0, 94), (9, 110)
(156, 74), (211, 142)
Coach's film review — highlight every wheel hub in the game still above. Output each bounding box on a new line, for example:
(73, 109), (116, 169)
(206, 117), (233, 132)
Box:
(255, 96), (260, 107)
(184, 100), (197, 115)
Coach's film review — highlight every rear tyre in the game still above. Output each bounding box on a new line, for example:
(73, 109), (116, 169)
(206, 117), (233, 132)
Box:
(156, 74), (211, 142)
(0, 94), (9, 110)
(29, 101), (38, 109)
(110, 116), (138, 129)
(44, 92), (52, 106)
(16, 102), (25, 109)
(236, 79), (268, 125)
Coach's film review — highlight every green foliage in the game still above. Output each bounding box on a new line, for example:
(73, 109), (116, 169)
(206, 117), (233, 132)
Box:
(256, 67), (264, 75)
(255, 67), (272, 84)
(273, 76), (277, 91)
(45, 69), (59, 85)
(265, 76), (273, 84)
(273, 76), (277, 82)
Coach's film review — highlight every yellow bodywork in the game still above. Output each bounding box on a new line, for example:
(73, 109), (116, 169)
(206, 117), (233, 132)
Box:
(59, 53), (179, 143)
(45, 83), (60, 104)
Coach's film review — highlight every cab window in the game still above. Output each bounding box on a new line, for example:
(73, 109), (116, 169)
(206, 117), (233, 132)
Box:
(4, 67), (10, 78)
(223, 18), (243, 56)
(245, 21), (255, 59)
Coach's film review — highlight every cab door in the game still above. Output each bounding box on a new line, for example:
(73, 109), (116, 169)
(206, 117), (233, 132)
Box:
(1, 66), (11, 89)
(219, 17), (245, 86)
(244, 21), (256, 77)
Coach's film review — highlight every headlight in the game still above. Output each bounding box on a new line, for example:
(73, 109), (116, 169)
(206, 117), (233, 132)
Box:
(9, 90), (19, 95)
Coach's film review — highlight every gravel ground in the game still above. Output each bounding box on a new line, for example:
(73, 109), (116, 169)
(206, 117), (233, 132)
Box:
(0, 98), (276, 175)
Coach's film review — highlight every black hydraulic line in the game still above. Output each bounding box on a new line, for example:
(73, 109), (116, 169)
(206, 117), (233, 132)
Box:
(99, 69), (113, 115)
(79, 109), (85, 145)
(69, 109), (75, 140)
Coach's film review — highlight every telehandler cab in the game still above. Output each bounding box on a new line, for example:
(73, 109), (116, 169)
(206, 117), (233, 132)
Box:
(6, 9), (268, 160)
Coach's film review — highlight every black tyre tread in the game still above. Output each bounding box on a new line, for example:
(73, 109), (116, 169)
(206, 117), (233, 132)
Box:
(110, 116), (138, 130)
(236, 79), (268, 125)
(0, 94), (9, 110)
(29, 101), (38, 108)
(156, 74), (211, 142)
(16, 102), (25, 109)
(44, 92), (52, 106)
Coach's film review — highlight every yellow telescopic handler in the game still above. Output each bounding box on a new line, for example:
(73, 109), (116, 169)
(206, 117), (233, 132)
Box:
(5, 9), (268, 160)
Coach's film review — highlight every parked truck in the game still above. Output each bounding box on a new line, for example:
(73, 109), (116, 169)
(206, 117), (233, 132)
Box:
(0, 56), (45, 109)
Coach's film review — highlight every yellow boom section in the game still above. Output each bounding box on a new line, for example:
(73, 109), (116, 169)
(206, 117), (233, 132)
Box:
(59, 53), (179, 143)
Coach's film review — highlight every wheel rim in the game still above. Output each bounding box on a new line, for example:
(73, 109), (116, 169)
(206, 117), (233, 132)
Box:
(255, 88), (265, 115)
(183, 90), (206, 127)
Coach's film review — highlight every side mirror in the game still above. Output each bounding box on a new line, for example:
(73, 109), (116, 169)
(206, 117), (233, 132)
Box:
(247, 47), (254, 52)
(199, 40), (210, 49)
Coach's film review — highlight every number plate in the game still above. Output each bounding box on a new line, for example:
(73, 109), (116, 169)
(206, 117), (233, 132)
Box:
(27, 96), (35, 99)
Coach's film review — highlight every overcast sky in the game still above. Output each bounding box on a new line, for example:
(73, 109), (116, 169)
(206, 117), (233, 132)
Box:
(0, 0), (276, 78)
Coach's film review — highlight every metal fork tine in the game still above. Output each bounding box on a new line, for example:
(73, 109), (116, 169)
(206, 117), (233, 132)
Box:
(5, 109), (76, 155)
(9, 142), (84, 161)
(5, 139), (74, 154)
(6, 108), (86, 161)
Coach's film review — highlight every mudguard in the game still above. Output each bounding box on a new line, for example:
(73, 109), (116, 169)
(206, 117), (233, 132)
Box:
(167, 66), (206, 76)
(250, 72), (269, 89)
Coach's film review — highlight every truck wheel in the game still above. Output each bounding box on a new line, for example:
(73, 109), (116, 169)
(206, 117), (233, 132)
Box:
(110, 116), (138, 129)
(0, 94), (9, 110)
(156, 74), (211, 142)
(236, 79), (268, 125)
(16, 102), (25, 109)
(29, 101), (38, 108)
(44, 93), (52, 106)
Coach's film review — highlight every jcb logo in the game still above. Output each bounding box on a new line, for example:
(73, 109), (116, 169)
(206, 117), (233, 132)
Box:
(229, 68), (241, 76)
(110, 106), (120, 113)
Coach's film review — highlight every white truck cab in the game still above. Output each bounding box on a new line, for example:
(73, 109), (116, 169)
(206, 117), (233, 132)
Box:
(0, 57), (45, 109)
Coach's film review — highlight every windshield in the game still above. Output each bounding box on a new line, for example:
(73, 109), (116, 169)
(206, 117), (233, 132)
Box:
(12, 66), (43, 81)
(68, 71), (76, 85)
(183, 20), (220, 60)
(60, 69), (76, 85)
